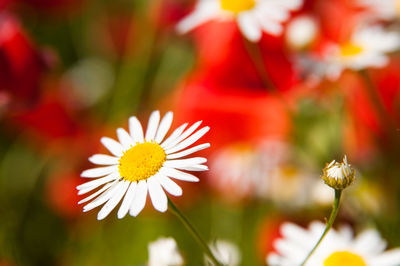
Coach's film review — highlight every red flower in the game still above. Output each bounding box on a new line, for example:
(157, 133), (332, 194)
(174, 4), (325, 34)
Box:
(190, 21), (300, 92)
(0, 13), (45, 111)
(46, 171), (83, 220)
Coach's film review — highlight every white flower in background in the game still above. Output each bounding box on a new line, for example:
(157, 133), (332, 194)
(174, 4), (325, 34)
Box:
(285, 15), (318, 50)
(77, 110), (210, 220)
(177, 0), (303, 42)
(298, 26), (400, 81)
(267, 221), (400, 266)
(148, 237), (184, 266)
(209, 141), (288, 200)
(358, 0), (400, 21)
(206, 240), (241, 266)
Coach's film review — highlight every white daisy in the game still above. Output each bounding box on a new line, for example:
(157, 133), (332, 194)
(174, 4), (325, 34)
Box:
(176, 0), (303, 42)
(148, 237), (184, 266)
(207, 240), (241, 266)
(298, 26), (400, 81)
(267, 221), (400, 266)
(358, 0), (400, 21)
(77, 110), (210, 220)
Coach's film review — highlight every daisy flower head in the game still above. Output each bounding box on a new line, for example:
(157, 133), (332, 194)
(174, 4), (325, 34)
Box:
(176, 0), (303, 42)
(322, 155), (355, 190)
(77, 111), (210, 220)
(267, 221), (400, 266)
(322, 26), (400, 80)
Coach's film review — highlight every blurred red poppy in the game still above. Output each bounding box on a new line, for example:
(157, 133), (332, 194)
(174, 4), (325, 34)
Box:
(46, 171), (83, 220)
(0, 12), (45, 111)
(190, 21), (299, 92)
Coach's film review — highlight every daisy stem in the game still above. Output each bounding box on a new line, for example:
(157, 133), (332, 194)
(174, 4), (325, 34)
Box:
(168, 197), (223, 266)
(300, 189), (342, 266)
(240, 35), (276, 91)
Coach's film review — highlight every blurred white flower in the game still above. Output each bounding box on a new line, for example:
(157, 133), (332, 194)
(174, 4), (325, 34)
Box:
(209, 140), (288, 200)
(268, 221), (400, 266)
(77, 110), (210, 220)
(358, 0), (400, 21)
(298, 26), (400, 81)
(177, 0), (303, 42)
(148, 237), (184, 266)
(207, 240), (241, 266)
(285, 15), (318, 50)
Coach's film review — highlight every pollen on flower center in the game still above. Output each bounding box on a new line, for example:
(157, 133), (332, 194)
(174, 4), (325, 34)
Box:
(220, 0), (256, 13)
(340, 43), (363, 57)
(118, 141), (166, 182)
(324, 251), (366, 266)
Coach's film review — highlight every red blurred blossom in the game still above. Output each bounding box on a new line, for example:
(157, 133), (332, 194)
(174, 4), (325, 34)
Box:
(150, 0), (191, 31)
(256, 216), (286, 262)
(172, 73), (292, 151)
(190, 21), (300, 92)
(0, 12), (46, 111)
(8, 91), (81, 141)
(46, 170), (83, 220)
(340, 60), (400, 159)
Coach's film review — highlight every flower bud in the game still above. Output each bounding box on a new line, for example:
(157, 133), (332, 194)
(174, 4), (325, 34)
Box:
(321, 155), (355, 190)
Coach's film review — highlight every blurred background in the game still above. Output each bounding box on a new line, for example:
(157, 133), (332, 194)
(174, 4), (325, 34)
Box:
(1, 0), (400, 265)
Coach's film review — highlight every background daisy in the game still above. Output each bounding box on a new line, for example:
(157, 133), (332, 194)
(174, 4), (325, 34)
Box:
(268, 221), (400, 265)
(177, 0), (303, 42)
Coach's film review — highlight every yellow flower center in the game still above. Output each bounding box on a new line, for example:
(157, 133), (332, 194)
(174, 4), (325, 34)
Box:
(220, 0), (256, 13)
(340, 43), (363, 57)
(118, 141), (166, 182)
(324, 251), (366, 266)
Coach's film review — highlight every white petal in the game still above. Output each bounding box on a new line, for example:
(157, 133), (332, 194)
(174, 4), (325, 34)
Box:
(81, 166), (118, 178)
(161, 123), (188, 148)
(83, 181), (121, 212)
(157, 174), (182, 196)
(129, 180), (148, 217)
(175, 165), (209, 171)
(167, 143), (210, 159)
(145, 110), (160, 141)
(370, 249), (400, 266)
(89, 154), (120, 165)
(129, 116), (144, 143)
(163, 157), (207, 168)
(101, 137), (124, 157)
(238, 13), (262, 42)
(78, 181), (116, 204)
(117, 128), (135, 150)
(77, 173), (118, 194)
(176, 1), (219, 34)
(163, 121), (203, 150)
(160, 167), (200, 182)
(155, 111), (173, 143)
(148, 176), (168, 212)
(117, 182), (137, 219)
(165, 127), (210, 154)
(97, 180), (130, 220)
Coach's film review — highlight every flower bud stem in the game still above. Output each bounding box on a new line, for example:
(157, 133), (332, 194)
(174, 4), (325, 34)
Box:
(300, 189), (343, 266)
(168, 197), (223, 266)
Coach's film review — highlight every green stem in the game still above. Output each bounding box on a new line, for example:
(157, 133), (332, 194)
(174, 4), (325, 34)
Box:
(300, 189), (342, 266)
(168, 197), (223, 266)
